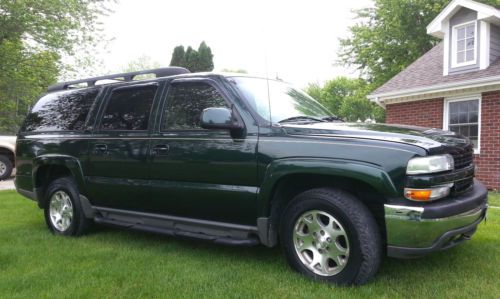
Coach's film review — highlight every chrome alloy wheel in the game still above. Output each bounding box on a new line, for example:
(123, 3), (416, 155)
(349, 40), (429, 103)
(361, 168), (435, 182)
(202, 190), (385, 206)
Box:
(49, 191), (74, 232)
(293, 210), (350, 276)
(0, 161), (6, 176)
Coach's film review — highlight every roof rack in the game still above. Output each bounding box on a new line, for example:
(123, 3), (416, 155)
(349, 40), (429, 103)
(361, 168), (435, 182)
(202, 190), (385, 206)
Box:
(47, 67), (190, 92)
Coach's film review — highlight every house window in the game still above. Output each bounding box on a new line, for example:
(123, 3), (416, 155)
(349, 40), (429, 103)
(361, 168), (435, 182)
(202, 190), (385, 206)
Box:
(444, 97), (480, 153)
(452, 21), (477, 67)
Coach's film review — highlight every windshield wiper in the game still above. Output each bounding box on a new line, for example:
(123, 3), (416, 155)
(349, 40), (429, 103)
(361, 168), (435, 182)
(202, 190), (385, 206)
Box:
(321, 115), (344, 122)
(278, 116), (326, 124)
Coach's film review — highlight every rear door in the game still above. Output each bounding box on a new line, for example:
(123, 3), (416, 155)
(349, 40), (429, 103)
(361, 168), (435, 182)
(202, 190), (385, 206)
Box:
(148, 78), (259, 225)
(86, 82), (160, 210)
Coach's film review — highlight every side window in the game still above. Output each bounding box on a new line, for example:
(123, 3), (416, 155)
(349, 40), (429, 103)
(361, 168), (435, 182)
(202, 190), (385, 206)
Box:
(100, 84), (157, 131)
(162, 82), (228, 130)
(22, 88), (100, 132)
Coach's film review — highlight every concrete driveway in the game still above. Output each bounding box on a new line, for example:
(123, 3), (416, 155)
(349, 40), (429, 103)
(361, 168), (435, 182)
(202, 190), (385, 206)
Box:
(0, 178), (15, 191)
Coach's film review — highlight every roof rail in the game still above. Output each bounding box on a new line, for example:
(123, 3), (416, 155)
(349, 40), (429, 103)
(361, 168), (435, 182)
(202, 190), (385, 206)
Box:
(47, 67), (190, 92)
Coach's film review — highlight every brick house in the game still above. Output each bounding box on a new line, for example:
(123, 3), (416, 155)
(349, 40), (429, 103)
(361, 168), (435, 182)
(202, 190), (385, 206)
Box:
(368, 0), (500, 190)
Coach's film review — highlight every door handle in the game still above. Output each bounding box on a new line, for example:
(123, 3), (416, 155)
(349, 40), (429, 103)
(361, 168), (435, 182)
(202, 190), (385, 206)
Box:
(151, 144), (169, 156)
(94, 144), (108, 154)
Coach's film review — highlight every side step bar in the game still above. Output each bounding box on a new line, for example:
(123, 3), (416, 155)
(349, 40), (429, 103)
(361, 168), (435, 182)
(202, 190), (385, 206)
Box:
(92, 206), (260, 247)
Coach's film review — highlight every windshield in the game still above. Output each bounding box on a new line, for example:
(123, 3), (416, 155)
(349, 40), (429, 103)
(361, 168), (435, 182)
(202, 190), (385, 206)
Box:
(230, 77), (333, 123)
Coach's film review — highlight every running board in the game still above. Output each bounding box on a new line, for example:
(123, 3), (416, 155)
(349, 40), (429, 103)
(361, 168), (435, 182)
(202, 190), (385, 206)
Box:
(92, 207), (260, 246)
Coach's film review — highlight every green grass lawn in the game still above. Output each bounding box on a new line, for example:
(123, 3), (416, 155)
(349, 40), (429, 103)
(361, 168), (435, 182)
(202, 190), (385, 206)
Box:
(488, 191), (500, 207)
(0, 190), (499, 298)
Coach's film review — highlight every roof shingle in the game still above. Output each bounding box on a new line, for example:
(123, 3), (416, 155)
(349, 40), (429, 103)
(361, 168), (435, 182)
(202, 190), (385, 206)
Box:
(371, 42), (500, 96)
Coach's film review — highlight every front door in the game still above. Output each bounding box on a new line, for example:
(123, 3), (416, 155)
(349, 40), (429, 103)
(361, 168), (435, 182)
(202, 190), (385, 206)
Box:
(86, 82), (160, 210)
(149, 79), (259, 225)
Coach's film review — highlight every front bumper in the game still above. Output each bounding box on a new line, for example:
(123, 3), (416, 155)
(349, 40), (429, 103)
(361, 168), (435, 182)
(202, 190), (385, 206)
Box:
(385, 179), (488, 258)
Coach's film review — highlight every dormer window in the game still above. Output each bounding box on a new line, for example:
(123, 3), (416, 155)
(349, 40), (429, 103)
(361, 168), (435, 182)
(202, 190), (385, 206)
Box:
(452, 21), (477, 67)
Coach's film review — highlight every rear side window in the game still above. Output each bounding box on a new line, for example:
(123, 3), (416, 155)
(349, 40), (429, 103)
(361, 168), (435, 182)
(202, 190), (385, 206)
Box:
(100, 84), (157, 131)
(162, 82), (228, 130)
(22, 88), (100, 132)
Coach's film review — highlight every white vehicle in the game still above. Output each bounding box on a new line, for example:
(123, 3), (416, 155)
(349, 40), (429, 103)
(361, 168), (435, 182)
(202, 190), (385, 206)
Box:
(0, 135), (16, 180)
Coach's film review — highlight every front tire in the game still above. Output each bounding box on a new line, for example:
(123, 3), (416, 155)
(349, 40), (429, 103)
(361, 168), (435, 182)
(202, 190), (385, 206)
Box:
(280, 188), (382, 285)
(0, 155), (13, 181)
(43, 177), (91, 236)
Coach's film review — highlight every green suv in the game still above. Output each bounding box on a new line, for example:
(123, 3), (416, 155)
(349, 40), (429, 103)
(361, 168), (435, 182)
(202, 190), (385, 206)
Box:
(15, 68), (488, 285)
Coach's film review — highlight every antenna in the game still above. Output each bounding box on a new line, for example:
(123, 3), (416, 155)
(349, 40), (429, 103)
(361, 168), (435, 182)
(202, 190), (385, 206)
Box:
(265, 47), (272, 127)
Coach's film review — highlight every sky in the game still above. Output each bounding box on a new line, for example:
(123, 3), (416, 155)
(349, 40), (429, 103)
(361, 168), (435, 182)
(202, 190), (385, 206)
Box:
(99, 0), (373, 87)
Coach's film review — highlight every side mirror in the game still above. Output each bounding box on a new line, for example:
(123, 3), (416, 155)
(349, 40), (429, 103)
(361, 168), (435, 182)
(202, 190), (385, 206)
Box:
(200, 107), (243, 130)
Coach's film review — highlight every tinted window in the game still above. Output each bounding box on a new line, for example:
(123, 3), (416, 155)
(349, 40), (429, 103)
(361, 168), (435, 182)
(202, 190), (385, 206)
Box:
(162, 82), (228, 130)
(22, 88), (100, 132)
(100, 84), (157, 131)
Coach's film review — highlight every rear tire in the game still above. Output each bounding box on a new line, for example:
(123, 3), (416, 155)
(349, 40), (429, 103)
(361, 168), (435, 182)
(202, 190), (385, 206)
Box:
(43, 177), (91, 236)
(0, 155), (13, 181)
(280, 188), (382, 285)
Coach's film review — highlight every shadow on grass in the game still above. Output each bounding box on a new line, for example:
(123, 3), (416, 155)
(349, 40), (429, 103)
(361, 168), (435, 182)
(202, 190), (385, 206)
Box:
(90, 223), (282, 259)
(85, 220), (494, 286)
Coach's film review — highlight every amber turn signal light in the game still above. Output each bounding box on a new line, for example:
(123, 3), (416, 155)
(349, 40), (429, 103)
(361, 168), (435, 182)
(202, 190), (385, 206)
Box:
(404, 189), (432, 201)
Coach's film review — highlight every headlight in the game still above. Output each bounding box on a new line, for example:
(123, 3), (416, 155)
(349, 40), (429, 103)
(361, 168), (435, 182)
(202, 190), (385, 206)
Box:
(406, 154), (454, 175)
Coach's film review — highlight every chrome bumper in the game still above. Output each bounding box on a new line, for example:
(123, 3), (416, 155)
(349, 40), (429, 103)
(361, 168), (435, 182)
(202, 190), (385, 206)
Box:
(384, 203), (488, 258)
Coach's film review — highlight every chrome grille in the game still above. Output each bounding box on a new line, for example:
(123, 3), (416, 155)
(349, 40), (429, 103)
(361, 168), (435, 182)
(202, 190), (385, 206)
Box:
(448, 145), (474, 194)
(454, 177), (474, 194)
(450, 146), (474, 170)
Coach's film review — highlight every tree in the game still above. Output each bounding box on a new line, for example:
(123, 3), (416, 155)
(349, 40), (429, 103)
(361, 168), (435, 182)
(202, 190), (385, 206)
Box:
(121, 55), (161, 80)
(170, 46), (186, 67)
(0, 0), (112, 133)
(338, 0), (498, 86)
(0, 0), (111, 56)
(184, 46), (198, 72)
(304, 83), (322, 101)
(320, 77), (366, 116)
(305, 77), (385, 122)
(169, 41), (214, 72)
(197, 41), (214, 72)
(0, 40), (59, 133)
(339, 96), (378, 122)
(123, 55), (161, 72)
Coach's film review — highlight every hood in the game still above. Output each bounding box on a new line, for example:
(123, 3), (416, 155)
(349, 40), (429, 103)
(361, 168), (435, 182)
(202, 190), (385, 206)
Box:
(281, 122), (470, 151)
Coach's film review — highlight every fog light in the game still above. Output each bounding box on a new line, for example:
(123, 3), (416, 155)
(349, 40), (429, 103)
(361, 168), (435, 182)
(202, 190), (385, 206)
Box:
(404, 184), (453, 201)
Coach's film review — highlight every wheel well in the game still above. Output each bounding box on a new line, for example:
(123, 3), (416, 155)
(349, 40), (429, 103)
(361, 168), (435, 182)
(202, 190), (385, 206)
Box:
(35, 165), (72, 206)
(268, 174), (387, 244)
(0, 147), (15, 164)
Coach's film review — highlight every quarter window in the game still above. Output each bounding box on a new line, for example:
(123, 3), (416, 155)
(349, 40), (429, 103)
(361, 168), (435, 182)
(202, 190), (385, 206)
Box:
(453, 22), (476, 66)
(162, 82), (228, 130)
(446, 99), (479, 150)
(22, 88), (100, 132)
(100, 84), (157, 131)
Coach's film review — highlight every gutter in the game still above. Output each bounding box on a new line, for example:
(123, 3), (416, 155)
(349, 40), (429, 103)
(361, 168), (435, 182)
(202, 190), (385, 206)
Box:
(368, 74), (500, 105)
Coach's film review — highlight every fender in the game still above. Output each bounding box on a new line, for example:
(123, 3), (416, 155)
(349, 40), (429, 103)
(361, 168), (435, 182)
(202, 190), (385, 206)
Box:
(258, 157), (399, 216)
(32, 154), (87, 200)
(0, 139), (16, 154)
